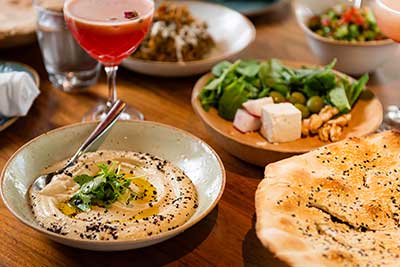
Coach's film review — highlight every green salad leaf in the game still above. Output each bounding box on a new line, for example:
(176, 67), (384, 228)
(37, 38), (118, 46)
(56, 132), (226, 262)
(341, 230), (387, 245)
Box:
(328, 86), (352, 113)
(237, 60), (260, 77)
(349, 74), (369, 106)
(218, 78), (248, 120)
(211, 61), (231, 77)
(204, 60), (240, 91)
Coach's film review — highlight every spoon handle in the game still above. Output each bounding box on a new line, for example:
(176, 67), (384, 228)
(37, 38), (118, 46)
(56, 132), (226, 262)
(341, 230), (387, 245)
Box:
(64, 100), (126, 169)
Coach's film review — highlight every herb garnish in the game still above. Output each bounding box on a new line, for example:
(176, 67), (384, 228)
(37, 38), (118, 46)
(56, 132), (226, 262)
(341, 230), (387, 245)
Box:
(69, 163), (131, 212)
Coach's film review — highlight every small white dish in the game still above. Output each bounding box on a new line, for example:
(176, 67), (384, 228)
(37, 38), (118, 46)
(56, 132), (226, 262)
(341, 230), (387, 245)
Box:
(0, 61), (40, 132)
(122, 1), (256, 77)
(0, 121), (226, 251)
(293, 0), (398, 76)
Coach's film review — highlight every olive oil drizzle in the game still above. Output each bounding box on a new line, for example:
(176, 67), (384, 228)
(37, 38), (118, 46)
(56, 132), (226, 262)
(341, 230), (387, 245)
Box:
(58, 172), (158, 220)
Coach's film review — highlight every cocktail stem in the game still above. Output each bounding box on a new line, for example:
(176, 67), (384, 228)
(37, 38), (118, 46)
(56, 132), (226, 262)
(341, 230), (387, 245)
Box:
(105, 65), (118, 108)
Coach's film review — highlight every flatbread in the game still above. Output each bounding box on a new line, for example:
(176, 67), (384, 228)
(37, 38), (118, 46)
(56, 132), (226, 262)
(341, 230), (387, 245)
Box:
(0, 0), (35, 38)
(256, 131), (400, 267)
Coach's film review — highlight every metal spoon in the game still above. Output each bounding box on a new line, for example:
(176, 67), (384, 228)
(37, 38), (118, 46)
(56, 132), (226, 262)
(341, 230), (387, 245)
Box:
(31, 99), (126, 192)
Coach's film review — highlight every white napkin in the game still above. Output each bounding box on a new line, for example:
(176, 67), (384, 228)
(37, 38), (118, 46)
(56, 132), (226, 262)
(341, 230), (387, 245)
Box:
(0, 71), (40, 117)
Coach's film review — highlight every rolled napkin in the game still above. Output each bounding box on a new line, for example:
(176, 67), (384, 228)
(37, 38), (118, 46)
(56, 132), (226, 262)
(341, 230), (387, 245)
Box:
(0, 71), (40, 117)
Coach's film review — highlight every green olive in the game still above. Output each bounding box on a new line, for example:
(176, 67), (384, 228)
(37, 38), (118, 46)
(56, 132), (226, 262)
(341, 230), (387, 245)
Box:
(294, 103), (310, 118)
(307, 96), (324, 113)
(270, 91), (286, 103)
(289, 92), (306, 105)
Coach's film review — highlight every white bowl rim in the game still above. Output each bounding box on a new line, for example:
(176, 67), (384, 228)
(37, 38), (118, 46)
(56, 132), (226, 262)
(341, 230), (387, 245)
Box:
(292, 0), (396, 47)
(124, 0), (256, 67)
(0, 120), (226, 246)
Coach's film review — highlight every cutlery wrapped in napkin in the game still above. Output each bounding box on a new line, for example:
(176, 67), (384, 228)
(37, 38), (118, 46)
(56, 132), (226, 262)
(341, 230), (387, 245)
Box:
(0, 71), (40, 117)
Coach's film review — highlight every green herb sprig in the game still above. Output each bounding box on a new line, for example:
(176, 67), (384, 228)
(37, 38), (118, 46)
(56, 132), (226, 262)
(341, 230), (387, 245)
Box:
(69, 163), (131, 212)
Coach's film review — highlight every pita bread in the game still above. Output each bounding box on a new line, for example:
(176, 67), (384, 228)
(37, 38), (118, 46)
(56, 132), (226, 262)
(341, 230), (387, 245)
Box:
(256, 131), (400, 267)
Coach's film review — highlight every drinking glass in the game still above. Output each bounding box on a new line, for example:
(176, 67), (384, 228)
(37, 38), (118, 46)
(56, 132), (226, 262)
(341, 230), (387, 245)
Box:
(374, 0), (400, 129)
(34, 0), (101, 93)
(64, 0), (154, 121)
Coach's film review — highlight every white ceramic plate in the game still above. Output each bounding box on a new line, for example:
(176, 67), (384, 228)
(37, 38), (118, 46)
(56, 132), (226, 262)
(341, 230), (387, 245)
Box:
(0, 121), (226, 251)
(122, 1), (256, 77)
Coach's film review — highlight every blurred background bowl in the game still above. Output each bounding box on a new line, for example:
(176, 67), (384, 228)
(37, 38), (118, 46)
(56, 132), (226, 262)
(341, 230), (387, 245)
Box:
(122, 1), (256, 77)
(293, 0), (398, 76)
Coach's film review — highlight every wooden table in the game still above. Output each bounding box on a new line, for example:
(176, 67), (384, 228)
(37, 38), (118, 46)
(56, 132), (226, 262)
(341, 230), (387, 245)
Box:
(1, 4), (399, 267)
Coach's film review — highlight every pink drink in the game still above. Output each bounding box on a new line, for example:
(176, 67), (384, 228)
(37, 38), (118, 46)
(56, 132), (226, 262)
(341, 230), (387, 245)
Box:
(64, 0), (153, 66)
(374, 0), (400, 42)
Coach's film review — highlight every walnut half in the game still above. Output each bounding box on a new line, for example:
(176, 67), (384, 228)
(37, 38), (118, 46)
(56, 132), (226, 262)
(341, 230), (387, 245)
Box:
(302, 118), (311, 137)
(319, 106), (339, 122)
(318, 123), (343, 142)
(309, 114), (324, 134)
(301, 105), (350, 142)
(326, 114), (351, 127)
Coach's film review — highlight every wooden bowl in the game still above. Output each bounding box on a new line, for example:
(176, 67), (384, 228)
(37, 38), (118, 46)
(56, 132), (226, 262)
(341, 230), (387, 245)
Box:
(191, 61), (383, 166)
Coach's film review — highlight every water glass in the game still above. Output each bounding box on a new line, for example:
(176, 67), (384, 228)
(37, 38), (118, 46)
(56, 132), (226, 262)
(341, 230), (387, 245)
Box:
(34, 0), (100, 92)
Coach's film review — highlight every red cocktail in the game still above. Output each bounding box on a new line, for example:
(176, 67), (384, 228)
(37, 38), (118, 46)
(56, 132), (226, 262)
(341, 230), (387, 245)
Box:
(64, 0), (154, 120)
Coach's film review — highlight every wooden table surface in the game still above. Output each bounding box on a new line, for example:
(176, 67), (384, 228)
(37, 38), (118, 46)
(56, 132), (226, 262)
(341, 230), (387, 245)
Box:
(1, 4), (399, 267)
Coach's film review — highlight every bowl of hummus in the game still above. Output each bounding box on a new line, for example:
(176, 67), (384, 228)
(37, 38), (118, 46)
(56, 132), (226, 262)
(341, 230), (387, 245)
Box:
(0, 121), (225, 251)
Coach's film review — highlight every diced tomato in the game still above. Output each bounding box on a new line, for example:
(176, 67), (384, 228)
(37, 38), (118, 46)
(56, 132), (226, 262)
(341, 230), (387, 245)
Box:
(353, 15), (365, 26)
(342, 7), (354, 23)
(340, 6), (366, 26)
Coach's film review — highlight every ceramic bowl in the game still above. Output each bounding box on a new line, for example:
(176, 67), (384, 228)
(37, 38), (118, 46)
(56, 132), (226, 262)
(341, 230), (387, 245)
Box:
(122, 1), (256, 77)
(293, 0), (398, 76)
(0, 121), (226, 251)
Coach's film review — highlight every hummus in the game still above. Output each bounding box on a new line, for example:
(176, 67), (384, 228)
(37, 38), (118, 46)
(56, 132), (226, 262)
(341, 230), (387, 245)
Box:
(30, 150), (198, 241)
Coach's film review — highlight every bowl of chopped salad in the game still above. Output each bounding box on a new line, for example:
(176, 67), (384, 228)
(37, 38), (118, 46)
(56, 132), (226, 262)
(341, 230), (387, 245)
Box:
(293, 0), (398, 75)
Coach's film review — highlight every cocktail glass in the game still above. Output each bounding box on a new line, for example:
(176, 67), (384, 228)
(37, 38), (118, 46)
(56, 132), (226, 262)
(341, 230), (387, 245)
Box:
(64, 0), (154, 121)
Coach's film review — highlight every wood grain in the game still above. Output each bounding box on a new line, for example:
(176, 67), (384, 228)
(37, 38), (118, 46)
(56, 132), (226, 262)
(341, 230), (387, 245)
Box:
(0, 3), (398, 267)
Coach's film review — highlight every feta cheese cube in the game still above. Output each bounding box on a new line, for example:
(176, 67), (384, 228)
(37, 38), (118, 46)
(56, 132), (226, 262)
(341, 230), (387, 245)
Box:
(260, 103), (301, 143)
(242, 97), (273, 117)
(233, 109), (261, 133)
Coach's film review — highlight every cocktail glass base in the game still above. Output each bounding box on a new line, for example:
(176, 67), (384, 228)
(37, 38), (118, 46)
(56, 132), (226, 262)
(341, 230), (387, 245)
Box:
(82, 103), (144, 122)
(48, 66), (101, 93)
